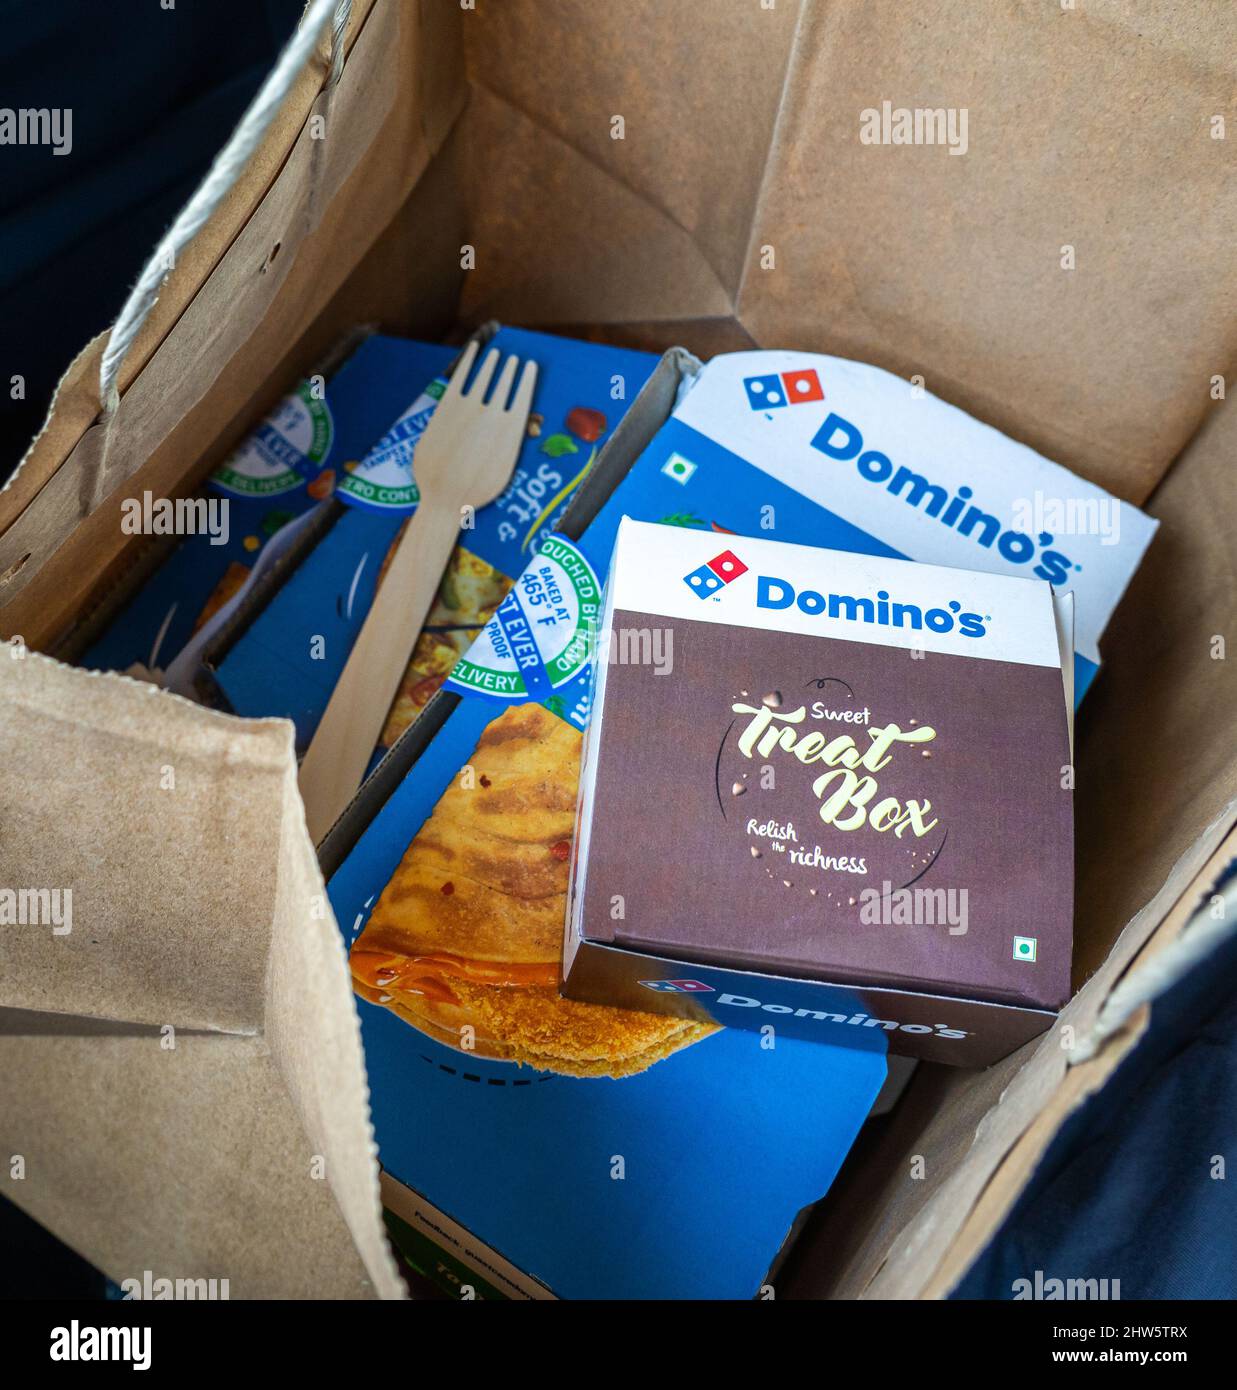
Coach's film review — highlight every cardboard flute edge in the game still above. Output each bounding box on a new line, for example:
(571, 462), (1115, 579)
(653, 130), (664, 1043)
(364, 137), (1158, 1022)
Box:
(379, 1162), (819, 1302)
(379, 1169), (556, 1301)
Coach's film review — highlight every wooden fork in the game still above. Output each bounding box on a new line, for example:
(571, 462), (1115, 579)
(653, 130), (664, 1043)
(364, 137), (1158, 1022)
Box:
(299, 340), (537, 843)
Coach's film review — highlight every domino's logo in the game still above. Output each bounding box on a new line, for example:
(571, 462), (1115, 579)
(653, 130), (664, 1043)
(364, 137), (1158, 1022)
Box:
(744, 367), (824, 413)
(639, 979), (715, 994)
(683, 549), (748, 599)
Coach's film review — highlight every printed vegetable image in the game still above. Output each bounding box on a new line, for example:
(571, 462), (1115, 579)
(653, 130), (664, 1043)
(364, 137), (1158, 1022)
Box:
(565, 406), (607, 442)
(540, 432), (579, 458)
(306, 469), (335, 499)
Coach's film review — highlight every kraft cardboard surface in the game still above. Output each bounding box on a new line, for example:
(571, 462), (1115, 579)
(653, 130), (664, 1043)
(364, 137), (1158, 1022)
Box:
(0, 1028), (378, 1299)
(11, 0), (1235, 643)
(0, 654), (402, 1299)
(457, 0), (1236, 503)
(0, 0), (1233, 1300)
(1071, 394), (1237, 983)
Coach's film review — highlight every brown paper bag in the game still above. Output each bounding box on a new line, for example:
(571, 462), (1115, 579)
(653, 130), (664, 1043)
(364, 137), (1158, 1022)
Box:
(1, 0), (1234, 1298)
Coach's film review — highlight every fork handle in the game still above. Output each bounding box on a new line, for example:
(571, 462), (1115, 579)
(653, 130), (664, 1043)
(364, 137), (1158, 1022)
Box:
(299, 498), (463, 843)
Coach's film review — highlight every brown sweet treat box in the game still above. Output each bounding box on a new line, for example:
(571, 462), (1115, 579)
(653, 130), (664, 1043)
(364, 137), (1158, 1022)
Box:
(564, 519), (1075, 1066)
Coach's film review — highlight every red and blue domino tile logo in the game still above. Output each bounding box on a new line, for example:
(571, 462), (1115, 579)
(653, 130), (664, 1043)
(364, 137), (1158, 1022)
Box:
(639, 979), (715, 994)
(743, 366), (824, 412)
(683, 548), (748, 599)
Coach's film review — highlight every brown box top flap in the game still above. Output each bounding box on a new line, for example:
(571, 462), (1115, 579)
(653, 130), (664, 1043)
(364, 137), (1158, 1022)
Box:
(0, 1028), (381, 1298)
(0, 656), (287, 1032)
(0, 654), (401, 1298)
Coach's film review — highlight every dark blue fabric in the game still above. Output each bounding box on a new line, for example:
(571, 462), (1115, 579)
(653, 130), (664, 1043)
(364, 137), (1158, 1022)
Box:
(0, 1194), (105, 1298)
(955, 860), (1237, 1300)
(0, 0), (303, 478)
